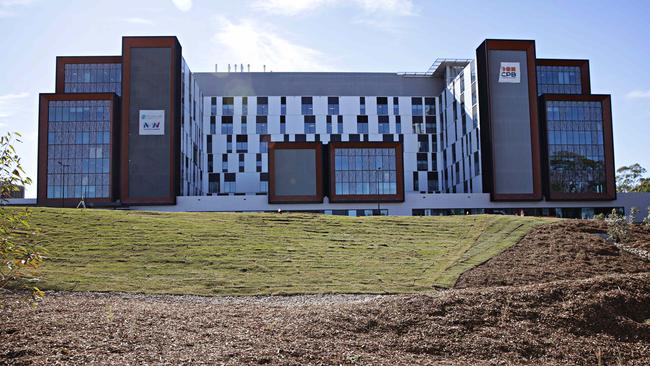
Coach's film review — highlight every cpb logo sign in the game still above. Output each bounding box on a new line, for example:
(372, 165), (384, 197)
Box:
(498, 62), (520, 83)
(139, 110), (165, 135)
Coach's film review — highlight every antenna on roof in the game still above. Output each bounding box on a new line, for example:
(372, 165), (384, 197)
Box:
(228, 64), (231, 72)
(240, 63), (243, 72)
(234, 64), (238, 72)
(263, 64), (266, 72)
(215, 64), (218, 72)
(247, 64), (250, 72)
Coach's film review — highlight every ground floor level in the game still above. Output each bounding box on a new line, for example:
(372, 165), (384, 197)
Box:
(128, 192), (650, 221)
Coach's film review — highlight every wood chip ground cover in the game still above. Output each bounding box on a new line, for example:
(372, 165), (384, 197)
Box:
(2, 216), (650, 365)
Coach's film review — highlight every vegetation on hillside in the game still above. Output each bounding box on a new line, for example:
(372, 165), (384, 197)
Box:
(0, 132), (43, 299)
(20, 208), (551, 296)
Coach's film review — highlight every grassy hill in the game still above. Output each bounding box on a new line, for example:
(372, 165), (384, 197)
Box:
(19, 208), (552, 296)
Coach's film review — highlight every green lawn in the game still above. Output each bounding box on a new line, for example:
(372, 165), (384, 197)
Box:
(20, 208), (552, 296)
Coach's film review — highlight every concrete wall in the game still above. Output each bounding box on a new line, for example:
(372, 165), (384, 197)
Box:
(487, 50), (534, 194)
(127, 47), (172, 199)
(129, 192), (650, 221)
(194, 72), (444, 97)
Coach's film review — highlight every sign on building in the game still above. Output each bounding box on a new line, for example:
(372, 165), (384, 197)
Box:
(139, 110), (165, 135)
(498, 62), (521, 83)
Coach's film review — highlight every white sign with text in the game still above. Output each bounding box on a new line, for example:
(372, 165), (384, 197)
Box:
(139, 110), (165, 135)
(498, 62), (521, 83)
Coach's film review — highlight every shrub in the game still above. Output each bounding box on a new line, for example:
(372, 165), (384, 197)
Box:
(644, 206), (650, 227)
(0, 132), (43, 300)
(605, 209), (629, 243)
(593, 213), (605, 221)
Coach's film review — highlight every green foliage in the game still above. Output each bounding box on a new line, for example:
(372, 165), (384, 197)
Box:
(616, 163), (650, 192)
(17, 208), (551, 295)
(593, 213), (605, 221)
(605, 209), (629, 243)
(0, 132), (43, 299)
(644, 207), (650, 227)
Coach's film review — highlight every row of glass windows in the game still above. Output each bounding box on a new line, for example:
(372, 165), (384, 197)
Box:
(546, 101), (602, 121)
(547, 144), (604, 163)
(47, 144), (109, 160)
(64, 63), (122, 95)
(47, 172), (110, 186)
(47, 158), (110, 175)
(537, 65), (582, 95)
(48, 121), (110, 133)
(48, 132), (111, 145)
(48, 100), (111, 122)
(47, 184), (110, 199)
(210, 96), (436, 116)
(211, 115), (432, 136)
(334, 148), (398, 195)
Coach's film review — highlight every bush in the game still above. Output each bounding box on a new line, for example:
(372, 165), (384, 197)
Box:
(593, 213), (605, 221)
(644, 206), (650, 227)
(0, 132), (43, 300)
(605, 209), (629, 243)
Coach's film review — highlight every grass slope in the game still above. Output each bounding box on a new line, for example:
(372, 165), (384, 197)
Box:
(22, 208), (551, 296)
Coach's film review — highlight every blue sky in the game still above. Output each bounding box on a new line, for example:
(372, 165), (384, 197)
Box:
(1, 0), (649, 197)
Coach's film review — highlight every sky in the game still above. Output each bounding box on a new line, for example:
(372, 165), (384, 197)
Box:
(1, 0), (649, 198)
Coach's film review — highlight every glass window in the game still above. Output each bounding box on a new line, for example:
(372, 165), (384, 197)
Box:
(328, 97), (339, 115)
(64, 63), (121, 96)
(256, 116), (267, 134)
(46, 99), (112, 199)
(378, 116), (389, 134)
(536, 65), (582, 95)
(377, 97), (388, 115)
(357, 116), (368, 134)
(545, 100), (606, 194)
(304, 115), (316, 134)
(411, 97), (423, 116)
(222, 97), (234, 116)
(334, 146), (398, 196)
(221, 116), (233, 134)
(257, 97), (268, 115)
(301, 96), (313, 115)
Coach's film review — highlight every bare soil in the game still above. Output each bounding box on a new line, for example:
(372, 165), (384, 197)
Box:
(456, 220), (650, 288)
(2, 220), (650, 366)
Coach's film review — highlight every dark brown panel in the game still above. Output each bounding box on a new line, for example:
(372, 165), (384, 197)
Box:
(540, 94), (615, 201)
(268, 142), (324, 203)
(536, 58), (591, 95)
(55, 56), (122, 93)
(120, 37), (181, 205)
(476, 39), (543, 202)
(37, 93), (119, 207)
(328, 141), (404, 203)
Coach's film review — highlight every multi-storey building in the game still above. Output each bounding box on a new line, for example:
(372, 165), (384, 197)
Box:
(35, 36), (650, 218)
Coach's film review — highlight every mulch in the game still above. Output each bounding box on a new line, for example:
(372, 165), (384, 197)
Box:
(2, 220), (650, 366)
(455, 220), (650, 288)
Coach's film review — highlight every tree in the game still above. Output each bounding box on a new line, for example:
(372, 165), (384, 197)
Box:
(0, 132), (43, 299)
(616, 163), (649, 192)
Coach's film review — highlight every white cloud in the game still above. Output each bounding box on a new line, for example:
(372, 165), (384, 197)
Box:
(0, 92), (31, 136)
(171, 0), (192, 12)
(212, 17), (333, 72)
(252, 0), (331, 16)
(123, 17), (155, 25)
(626, 90), (650, 99)
(0, 0), (31, 17)
(252, 0), (414, 16)
(0, 92), (29, 120)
